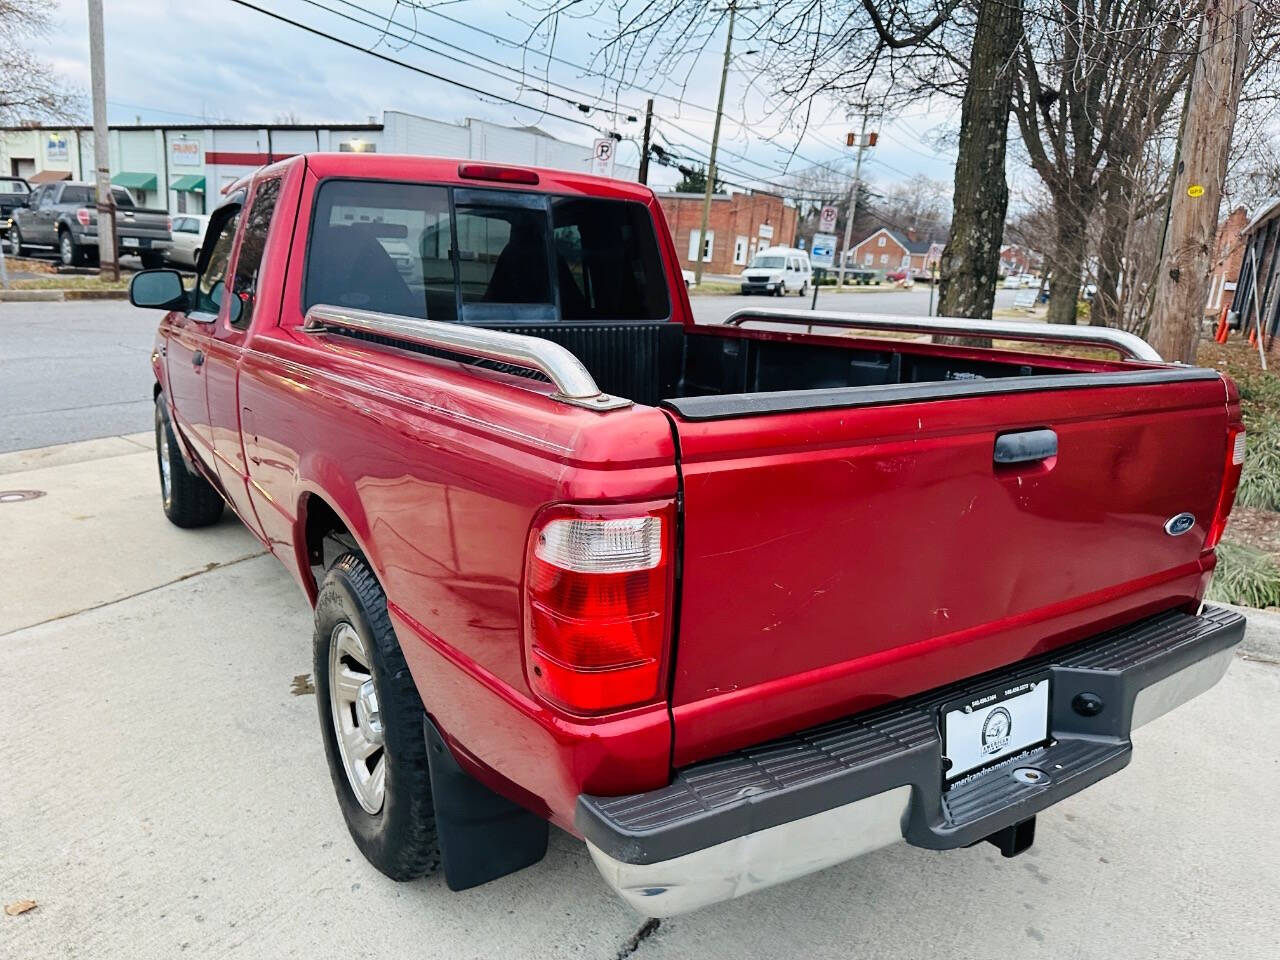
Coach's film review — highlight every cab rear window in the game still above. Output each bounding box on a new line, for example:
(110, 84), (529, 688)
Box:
(302, 179), (670, 325)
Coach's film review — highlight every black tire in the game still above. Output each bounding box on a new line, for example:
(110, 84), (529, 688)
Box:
(140, 252), (165, 269)
(8, 223), (22, 257)
(154, 394), (224, 528)
(776, 283), (785, 297)
(314, 553), (440, 881)
(59, 229), (85, 267)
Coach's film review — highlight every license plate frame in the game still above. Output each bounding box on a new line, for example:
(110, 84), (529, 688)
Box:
(941, 674), (1051, 783)
(121, 237), (140, 248)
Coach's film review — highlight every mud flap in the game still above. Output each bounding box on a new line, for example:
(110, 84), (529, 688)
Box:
(424, 716), (549, 891)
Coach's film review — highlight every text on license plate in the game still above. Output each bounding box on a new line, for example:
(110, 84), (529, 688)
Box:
(121, 238), (140, 247)
(941, 675), (1050, 782)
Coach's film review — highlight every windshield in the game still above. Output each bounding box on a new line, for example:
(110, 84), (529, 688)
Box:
(0, 179), (28, 196)
(749, 256), (785, 269)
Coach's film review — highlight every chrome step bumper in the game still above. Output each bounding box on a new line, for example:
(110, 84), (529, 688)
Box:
(577, 606), (1244, 916)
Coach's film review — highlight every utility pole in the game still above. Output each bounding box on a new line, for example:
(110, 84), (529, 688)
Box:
(87, 0), (117, 281)
(638, 98), (654, 185)
(1149, 0), (1255, 363)
(837, 109), (872, 288)
(695, 1), (750, 286)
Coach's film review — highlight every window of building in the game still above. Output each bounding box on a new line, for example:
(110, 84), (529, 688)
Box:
(863, 252), (873, 266)
(880, 253), (888, 265)
(228, 178), (283, 329)
(733, 235), (748, 266)
(877, 235), (886, 247)
(901, 254), (911, 268)
(688, 229), (714, 263)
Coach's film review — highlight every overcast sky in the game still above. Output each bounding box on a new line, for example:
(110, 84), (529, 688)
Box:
(34, 0), (961, 192)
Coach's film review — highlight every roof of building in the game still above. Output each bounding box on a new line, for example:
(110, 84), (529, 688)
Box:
(0, 122), (382, 132)
(855, 226), (938, 254)
(1244, 197), (1280, 235)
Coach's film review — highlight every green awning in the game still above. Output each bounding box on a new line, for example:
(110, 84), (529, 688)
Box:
(111, 171), (158, 191)
(170, 174), (206, 193)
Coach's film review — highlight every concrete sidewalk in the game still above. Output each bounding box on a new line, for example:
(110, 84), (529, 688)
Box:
(1, 437), (1278, 959)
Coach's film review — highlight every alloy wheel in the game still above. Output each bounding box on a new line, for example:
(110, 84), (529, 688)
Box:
(329, 622), (386, 815)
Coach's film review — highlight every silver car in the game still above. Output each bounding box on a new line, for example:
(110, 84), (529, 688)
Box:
(166, 213), (209, 268)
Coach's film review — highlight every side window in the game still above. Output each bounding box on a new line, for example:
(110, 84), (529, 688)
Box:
(28, 186), (44, 207)
(195, 208), (242, 316)
(112, 188), (134, 208)
(229, 178), (282, 329)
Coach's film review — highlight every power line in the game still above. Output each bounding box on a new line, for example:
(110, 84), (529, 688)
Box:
(223, 0), (608, 134)
(309, 0), (643, 121)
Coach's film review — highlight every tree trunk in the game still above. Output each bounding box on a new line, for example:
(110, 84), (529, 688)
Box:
(1092, 169), (1133, 328)
(1149, 0), (1254, 363)
(1045, 203), (1088, 325)
(935, 0), (1023, 343)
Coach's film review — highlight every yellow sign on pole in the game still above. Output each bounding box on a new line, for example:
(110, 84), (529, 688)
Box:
(1187, 184), (1205, 198)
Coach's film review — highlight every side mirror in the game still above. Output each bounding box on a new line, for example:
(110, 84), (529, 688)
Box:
(130, 269), (188, 310)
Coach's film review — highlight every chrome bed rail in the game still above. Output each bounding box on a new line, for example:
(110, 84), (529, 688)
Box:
(722, 308), (1164, 363)
(302, 305), (632, 411)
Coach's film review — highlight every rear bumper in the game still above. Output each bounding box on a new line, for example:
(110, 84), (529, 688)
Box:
(578, 606), (1244, 916)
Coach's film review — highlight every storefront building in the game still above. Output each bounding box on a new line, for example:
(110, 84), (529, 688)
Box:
(1, 110), (637, 214)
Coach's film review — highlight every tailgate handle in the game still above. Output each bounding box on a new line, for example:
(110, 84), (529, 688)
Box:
(994, 429), (1058, 464)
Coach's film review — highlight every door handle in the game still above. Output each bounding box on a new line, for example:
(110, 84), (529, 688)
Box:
(994, 428), (1057, 464)
(192, 350), (205, 368)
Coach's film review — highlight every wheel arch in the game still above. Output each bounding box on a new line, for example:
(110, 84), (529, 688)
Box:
(294, 476), (377, 605)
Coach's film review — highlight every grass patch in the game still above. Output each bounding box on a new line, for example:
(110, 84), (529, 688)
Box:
(9, 275), (131, 291)
(1207, 540), (1280, 609)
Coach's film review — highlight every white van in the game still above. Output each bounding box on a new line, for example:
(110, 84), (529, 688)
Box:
(740, 246), (812, 296)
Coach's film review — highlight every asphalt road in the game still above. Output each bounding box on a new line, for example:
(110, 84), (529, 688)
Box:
(0, 288), (1019, 453)
(1, 433), (1277, 959)
(0, 300), (159, 453)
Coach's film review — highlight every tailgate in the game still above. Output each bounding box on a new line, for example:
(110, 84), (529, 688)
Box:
(663, 370), (1231, 767)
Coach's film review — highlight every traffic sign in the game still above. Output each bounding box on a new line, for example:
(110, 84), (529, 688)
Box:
(811, 232), (838, 268)
(818, 205), (838, 232)
(591, 138), (616, 178)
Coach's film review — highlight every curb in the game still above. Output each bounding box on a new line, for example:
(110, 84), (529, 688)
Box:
(0, 288), (128, 302)
(1221, 603), (1280, 662)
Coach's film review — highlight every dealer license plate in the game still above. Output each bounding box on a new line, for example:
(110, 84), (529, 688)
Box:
(121, 237), (139, 248)
(941, 675), (1050, 782)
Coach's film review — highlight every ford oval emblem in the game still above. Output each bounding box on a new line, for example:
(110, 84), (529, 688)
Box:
(1164, 513), (1196, 536)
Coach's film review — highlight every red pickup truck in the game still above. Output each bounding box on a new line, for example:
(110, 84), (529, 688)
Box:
(131, 153), (1246, 916)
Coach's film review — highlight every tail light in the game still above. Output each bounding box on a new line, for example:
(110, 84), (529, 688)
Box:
(76, 208), (90, 226)
(523, 502), (675, 714)
(1205, 426), (1246, 550)
(166, 216), (173, 232)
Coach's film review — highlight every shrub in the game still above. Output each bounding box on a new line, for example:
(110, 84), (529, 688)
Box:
(1207, 540), (1280, 609)
(1236, 414), (1280, 512)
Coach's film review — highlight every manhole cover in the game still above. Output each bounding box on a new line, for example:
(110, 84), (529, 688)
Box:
(0, 490), (45, 503)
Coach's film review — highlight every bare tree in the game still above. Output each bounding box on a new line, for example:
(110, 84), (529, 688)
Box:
(934, 0), (1023, 323)
(0, 1), (80, 124)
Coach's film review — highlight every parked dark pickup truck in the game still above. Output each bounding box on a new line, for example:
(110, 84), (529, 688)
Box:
(10, 179), (171, 266)
(1, 175), (30, 240)
(129, 153), (1246, 916)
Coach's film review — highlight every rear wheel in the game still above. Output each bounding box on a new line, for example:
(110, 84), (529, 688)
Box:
(154, 394), (224, 528)
(8, 223), (23, 257)
(315, 552), (440, 881)
(798, 282), (808, 297)
(140, 252), (165, 269)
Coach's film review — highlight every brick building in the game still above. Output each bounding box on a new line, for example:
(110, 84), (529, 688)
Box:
(656, 191), (798, 275)
(1206, 206), (1249, 315)
(847, 227), (943, 278)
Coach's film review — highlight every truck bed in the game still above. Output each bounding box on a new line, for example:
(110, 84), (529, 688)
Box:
(314, 308), (1232, 765)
